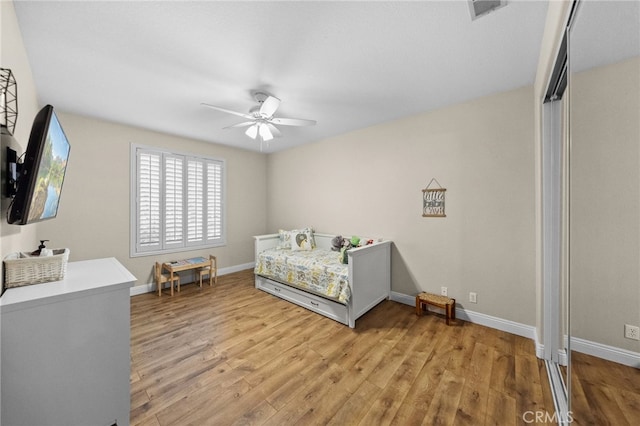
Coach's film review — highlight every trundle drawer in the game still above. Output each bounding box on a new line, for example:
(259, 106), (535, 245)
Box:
(257, 277), (348, 324)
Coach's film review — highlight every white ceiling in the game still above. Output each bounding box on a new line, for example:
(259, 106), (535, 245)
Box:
(570, 0), (640, 73)
(14, 0), (551, 153)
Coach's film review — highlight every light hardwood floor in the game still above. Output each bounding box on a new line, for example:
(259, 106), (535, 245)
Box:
(130, 269), (555, 425)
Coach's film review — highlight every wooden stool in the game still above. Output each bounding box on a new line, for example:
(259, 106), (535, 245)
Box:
(416, 292), (456, 325)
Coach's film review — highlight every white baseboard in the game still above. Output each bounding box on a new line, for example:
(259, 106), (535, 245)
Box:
(129, 262), (255, 297)
(534, 336), (568, 366)
(390, 291), (537, 340)
(130, 282), (155, 296)
(388, 291), (416, 307)
(569, 336), (640, 368)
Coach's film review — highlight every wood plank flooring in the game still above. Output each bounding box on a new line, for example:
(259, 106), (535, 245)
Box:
(569, 351), (640, 425)
(130, 269), (554, 425)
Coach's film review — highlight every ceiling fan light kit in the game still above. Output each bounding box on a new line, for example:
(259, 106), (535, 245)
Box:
(202, 91), (316, 149)
(258, 123), (273, 141)
(245, 124), (258, 139)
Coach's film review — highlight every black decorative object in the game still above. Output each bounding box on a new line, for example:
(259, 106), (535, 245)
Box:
(1, 68), (18, 135)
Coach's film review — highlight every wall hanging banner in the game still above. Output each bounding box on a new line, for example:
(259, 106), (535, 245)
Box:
(422, 178), (446, 217)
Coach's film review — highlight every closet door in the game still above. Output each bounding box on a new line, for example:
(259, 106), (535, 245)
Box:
(569, 0), (640, 422)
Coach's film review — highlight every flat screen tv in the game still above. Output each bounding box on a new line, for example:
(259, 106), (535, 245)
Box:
(7, 105), (70, 225)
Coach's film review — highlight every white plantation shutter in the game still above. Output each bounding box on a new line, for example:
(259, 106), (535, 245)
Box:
(136, 150), (161, 252)
(186, 158), (204, 245)
(164, 155), (184, 249)
(207, 161), (223, 242)
(132, 145), (226, 256)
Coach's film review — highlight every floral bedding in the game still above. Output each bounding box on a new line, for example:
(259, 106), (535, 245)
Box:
(254, 248), (351, 303)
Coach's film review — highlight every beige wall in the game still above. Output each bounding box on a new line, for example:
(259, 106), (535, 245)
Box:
(267, 86), (537, 326)
(0, 0), (588, 337)
(1, 2), (267, 288)
(1, 2), (42, 420)
(570, 57), (640, 351)
(36, 113), (268, 287)
(1, 0), (41, 257)
(2, 0), (268, 289)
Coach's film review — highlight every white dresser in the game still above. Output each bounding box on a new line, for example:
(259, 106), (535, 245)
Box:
(0, 257), (135, 426)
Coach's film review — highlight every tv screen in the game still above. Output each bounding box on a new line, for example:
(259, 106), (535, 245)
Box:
(7, 105), (70, 225)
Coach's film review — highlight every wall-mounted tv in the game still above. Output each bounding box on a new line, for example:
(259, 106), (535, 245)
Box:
(7, 105), (70, 225)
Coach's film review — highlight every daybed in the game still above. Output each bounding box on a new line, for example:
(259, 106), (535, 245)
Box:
(254, 231), (391, 328)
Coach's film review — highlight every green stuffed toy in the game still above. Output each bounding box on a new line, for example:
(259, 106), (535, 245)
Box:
(340, 247), (349, 264)
(340, 235), (361, 264)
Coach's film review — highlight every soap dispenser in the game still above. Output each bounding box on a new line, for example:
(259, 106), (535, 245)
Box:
(30, 240), (49, 256)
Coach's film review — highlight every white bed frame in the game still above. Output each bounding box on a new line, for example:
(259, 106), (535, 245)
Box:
(254, 233), (391, 328)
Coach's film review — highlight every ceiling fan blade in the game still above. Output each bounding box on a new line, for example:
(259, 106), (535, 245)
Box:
(224, 121), (255, 129)
(271, 117), (317, 126)
(259, 96), (281, 117)
(201, 103), (253, 119)
(266, 123), (282, 138)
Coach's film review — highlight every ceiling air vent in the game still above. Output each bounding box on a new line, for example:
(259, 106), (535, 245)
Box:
(468, 0), (507, 20)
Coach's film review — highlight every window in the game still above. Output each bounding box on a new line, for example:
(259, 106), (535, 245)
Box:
(131, 144), (225, 256)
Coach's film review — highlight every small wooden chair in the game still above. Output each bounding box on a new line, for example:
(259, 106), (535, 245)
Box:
(196, 255), (217, 288)
(416, 292), (456, 325)
(155, 262), (180, 296)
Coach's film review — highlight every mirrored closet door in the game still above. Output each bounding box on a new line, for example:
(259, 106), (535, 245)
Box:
(568, 0), (640, 422)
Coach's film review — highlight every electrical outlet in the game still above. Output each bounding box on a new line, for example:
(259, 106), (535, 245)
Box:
(441, 287), (448, 296)
(469, 292), (477, 303)
(624, 324), (640, 340)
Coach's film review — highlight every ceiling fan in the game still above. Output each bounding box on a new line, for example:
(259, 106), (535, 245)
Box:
(201, 92), (316, 145)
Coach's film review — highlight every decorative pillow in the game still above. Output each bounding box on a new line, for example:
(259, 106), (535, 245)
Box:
(307, 227), (317, 248)
(290, 229), (314, 251)
(277, 229), (291, 249)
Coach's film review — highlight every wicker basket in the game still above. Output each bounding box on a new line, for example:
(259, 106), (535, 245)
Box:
(3, 248), (70, 288)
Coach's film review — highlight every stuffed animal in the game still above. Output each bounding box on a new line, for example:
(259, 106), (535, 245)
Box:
(332, 235), (353, 251)
(333, 235), (357, 263)
(340, 247), (349, 264)
(331, 235), (343, 251)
